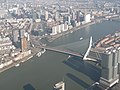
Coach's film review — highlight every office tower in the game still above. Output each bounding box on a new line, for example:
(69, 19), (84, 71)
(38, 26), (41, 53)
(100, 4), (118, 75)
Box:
(19, 29), (27, 52)
(67, 15), (71, 25)
(76, 11), (80, 22)
(99, 50), (119, 89)
(84, 14), (91, 23)
(118, 47), (120, 74)
(71, 11), (76, 20)
(45, 10), (48, 20)
(12, 30), (19, 43)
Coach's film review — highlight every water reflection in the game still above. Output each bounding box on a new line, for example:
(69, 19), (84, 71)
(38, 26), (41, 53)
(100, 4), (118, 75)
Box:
(63, 57), (100, 81)
(23, 84), (36, 90)
(66, 73), (89, 89)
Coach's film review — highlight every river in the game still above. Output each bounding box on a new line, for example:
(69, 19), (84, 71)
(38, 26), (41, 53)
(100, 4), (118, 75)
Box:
(0, 20), (120, 90)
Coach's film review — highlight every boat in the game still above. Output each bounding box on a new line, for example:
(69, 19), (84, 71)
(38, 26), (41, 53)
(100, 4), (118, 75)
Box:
(36, 49), (46, 57)
(95, 82), (99, 85)
(15, 63), (20, 67)
(41, 49), (46, 54)
(53, 81), (65, 90)
(36, 52), (42, 57)
(80, 37), (83, 40)
(67, 55), (71, 59)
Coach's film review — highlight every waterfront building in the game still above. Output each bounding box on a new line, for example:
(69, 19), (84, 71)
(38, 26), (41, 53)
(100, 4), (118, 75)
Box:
(0, 36), (15, 54)
(51, 26), (57, 35)
(99, 50), (119, 90)
(118, 47), (120, 74)
(89, 32), (120, 89)
(19, 29), (28, 52)
(79, 15), (84, 22)
(12, 29), (19, 43)
(51, 23), (68, 35)
(76, 11), (80, 22)
(57, 25), (61, 33)
(0, 10), (8, 18)
(71, 20), (76, 27)
(84, 14), (91, 23)
(60, 24), (64, 32)
(55, 11), (60, 21)
(64, 23), (68, 31)
(67, 15), (71, 25)
(45, 10), (49, 21)
(71, 11), (76, 20)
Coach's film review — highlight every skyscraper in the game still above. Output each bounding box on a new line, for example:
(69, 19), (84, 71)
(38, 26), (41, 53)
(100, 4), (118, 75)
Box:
(19, 29), (27, 52)
(55, 11), (60, 21)
(12, 29), (19, 43)
(45, 10), (48, 20)
(99, 50), (119, 89)
(76, 11), (80, 22)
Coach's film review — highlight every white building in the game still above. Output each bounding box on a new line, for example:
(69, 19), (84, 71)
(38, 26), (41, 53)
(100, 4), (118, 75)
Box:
(60, 24), (64, 31)
(85, 14), (91, 23)
(0, 10), (8, 18)
(51, 26), (57, 35)
(68, 16), (71, 25)
(0, 37), (16, 54)
(64, 24), (68, 31)
(45, 11), (49, 20)
(51, 23), (69, 35)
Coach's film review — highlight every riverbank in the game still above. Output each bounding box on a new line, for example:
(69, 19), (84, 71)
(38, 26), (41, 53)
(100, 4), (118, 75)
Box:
(0, 21), (99, 74)
(46, 21), (96, 42)
(0, 47), (40, 73)
(0, 54), (34, 73)
(0, 18), (120, 90)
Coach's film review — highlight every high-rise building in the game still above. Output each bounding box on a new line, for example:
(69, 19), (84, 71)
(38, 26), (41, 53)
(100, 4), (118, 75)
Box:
(67, 15), (71, 25)
(19, 29), (27, 52)
(76, 11), (80, 22)
(99, 50), (119, 90)
(84, 14), (91, 23)
(45, 10), (48, 20)
(55, 11), (60, 21)
(118, 47), (120, 74)
(71, 11), (76, 20)
(12, 29), (19, 43)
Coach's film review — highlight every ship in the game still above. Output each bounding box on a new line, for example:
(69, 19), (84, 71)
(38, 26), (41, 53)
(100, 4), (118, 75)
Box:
(36, 52), (42, 57)
(15, 63), (20, 67)
(80, 37), (83, 40)
(67, 55), (71, 59)
(53, 81), (65, 90)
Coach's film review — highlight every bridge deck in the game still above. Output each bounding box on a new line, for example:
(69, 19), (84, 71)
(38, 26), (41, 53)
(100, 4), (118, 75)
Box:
(40, 37), (92, 59)
(45, 47), (83, 57)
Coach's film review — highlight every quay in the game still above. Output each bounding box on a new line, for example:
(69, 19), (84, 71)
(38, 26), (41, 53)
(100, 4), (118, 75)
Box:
(0, 47), (40, 73)
(46, 21), (96, 42)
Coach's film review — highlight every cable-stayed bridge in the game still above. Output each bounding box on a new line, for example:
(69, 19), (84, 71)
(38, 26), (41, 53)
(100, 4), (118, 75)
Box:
(41, 37), (93, 60)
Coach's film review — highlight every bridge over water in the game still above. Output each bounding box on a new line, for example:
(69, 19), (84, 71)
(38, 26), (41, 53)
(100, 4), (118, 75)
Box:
(41, 37), (93, 60)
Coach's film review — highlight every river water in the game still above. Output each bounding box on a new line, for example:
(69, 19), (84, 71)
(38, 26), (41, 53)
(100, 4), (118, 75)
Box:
(0, 20), (120, 90)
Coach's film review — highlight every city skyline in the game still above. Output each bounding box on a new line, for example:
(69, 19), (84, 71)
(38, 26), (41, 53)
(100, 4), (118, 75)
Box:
(0, 0), (119, 90)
